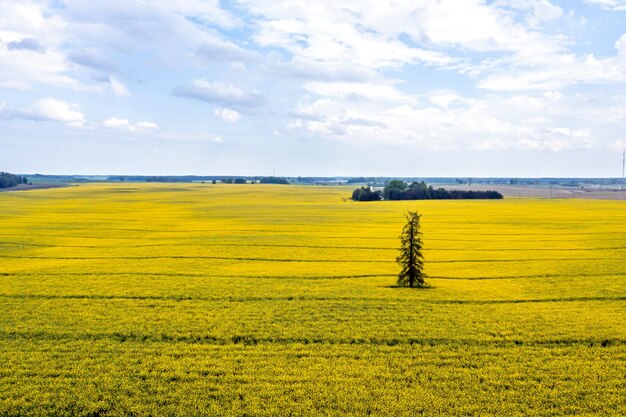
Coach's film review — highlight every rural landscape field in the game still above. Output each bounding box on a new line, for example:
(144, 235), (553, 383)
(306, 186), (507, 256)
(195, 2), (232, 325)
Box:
(1, 183), (625, 416)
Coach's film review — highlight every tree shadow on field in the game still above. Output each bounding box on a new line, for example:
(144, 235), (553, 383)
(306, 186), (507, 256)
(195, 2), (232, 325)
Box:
(385, 285), (435, 290)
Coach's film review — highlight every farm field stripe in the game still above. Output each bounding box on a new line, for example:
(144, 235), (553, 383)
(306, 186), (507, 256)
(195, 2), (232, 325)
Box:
(3, 271), (626, 280)
(0, 272), (392, 279)
(0, 242), (399, 250)
(0, 255), (395, 262)
(2, 293), (624, 304)
(430, 272), (626, 280)
(0, 256), (619, 263)
(0, 330), (623, 348)
(4, 241), (626, 251)
(2, 230), (626, 237)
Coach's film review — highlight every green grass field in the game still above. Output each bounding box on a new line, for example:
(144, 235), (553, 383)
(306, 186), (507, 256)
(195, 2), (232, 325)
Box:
(1, 183), (625, 416)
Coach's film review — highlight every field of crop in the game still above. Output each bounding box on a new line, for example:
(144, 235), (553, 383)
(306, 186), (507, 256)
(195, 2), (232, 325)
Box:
(1, 183), (625, 416)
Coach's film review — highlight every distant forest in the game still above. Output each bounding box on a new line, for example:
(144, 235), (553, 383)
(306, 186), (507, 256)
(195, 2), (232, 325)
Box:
(352, 181), (503, 201)
(259, 177), (289, 184)
(0, 172), (28, 189)
(219, 177), (289, 184)
(142, 176), (289, 185)
(15, 174), (623, 188)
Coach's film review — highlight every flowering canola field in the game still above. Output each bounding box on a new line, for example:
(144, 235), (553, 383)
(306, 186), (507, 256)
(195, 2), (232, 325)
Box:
(1, 183), (625, 416)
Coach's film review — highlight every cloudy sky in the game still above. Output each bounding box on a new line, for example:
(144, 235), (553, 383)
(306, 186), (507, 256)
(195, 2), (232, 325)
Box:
(1, 0), (626, 177)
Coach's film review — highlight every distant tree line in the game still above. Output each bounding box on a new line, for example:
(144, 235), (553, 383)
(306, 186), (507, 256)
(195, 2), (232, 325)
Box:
(218, 178), (257, 184)
(145, 176), (187, 183)
(220, 177), (287, 184)
(352, 180), (503, 201)
(347, 177), (369, 184)
(259, 177), (289, 185)
(0, 172), (28, 189)
(351, 186), (382, 201)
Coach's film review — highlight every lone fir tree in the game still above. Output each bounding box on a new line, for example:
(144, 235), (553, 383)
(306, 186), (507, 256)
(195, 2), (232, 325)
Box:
(396, 210), (427, 288)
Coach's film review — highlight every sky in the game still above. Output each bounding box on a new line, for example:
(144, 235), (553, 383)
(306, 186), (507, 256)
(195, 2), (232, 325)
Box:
(1, 0), (626, 177)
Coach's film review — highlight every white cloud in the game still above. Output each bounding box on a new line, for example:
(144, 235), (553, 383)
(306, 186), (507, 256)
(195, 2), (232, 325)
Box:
(584, 0), (626, 10)
(110, 78), (129, 97)
(58, 0), (247, 63)
(102, 117), (158, 133)
(242, 0), (458, 72)
(0, 97), (91, 127)
(0, 3), (66, 44)
(8, 37), (45, 52)
(239, 0), (626, 94)
(155, 132), (226, 143)
(289, 90), (606, 152)
(175, 79), (265, 108)
(616, 34), (626, 56)
(29, 98), (85, 126)
(0, 0), (252, 95)
(0, 2), (79, 90)
(406, 1), (529, 51)
(240, 0), (562, 62)
(166, 0), (241, 28)
(135, 121), (159, 130)
(0, 42), (78, 90)
(68, 49), (116, 71)
(0, 80), (31, 90)
(428, 92), (464, 108)
(196, 38), (259, 63)
(303, 81), (413, 103)
(0, 98), (85, 126)
(214, 108), (242, 123)
(477, 46), (626, 91)
(507, 0), (563, 25)
(102, 117), (130, 129)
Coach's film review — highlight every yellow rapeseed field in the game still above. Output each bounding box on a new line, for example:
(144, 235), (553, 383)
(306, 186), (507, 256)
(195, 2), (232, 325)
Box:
(1, 183), (625, 416)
